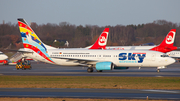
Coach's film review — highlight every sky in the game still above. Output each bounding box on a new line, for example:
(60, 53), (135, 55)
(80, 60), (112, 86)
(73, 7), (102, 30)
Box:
(0, 0), (180, 26)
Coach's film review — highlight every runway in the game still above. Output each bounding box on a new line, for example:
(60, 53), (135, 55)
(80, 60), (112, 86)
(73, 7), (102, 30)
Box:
(0, 62), (180, 77)
(0, 62), (180, 100)
(0, 88), (180, 100)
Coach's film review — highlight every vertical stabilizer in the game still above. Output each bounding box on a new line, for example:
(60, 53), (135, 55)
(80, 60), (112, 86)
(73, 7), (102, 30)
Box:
(89, 28), (109, 49)
(150, 29), (177, 53)
(17, 18), (55, 63)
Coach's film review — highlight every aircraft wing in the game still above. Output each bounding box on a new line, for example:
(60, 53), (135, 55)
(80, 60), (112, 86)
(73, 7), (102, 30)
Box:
(17, 48), (34, 53)
(50, 57), (99, 64)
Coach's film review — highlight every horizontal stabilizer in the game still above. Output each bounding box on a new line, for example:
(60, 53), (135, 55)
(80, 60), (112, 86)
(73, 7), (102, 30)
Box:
(18, 48), (33, 53)
(4, 48), (33, 53)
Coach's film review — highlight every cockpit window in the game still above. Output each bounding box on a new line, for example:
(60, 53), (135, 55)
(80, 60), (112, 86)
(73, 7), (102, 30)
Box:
(161, 54), (169, 57)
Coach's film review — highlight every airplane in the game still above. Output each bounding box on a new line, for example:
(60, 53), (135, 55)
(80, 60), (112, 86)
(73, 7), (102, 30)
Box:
(7, 27), (109, 65)
(17, 18), (175, 72)
(106, 29), (177, 53)
(167, 51), (180, 59)
(0, 51), (8, 65)
(9, 22), (109, 65)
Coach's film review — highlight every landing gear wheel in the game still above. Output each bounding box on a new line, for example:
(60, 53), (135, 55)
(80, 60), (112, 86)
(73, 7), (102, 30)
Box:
(87, 68), (93, 73)
(157, 69), (160, 73)
(97, 70), (103, 72)
(29, 66), (32, 70)
(22, 66), (24, 70)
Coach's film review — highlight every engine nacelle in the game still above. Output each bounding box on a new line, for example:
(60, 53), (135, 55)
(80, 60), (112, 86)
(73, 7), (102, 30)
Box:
(96, 62), (113, 70)
(114, 67), (129, 69)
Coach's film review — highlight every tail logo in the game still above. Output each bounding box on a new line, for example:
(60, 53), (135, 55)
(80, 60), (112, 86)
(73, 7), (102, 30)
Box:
(98, 32), (108, 46)
(165, 31), (175, 44)
(166, 35), (172, 42)
(99, 36), (105, 43)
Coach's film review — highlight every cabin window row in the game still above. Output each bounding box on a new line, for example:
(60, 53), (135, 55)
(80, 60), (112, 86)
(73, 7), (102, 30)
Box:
(51, 55), (97, 57)
(50, 55), (114, 57)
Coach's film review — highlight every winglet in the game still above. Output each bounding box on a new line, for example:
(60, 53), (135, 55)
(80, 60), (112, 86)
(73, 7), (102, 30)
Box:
(89, 28), (109, 49)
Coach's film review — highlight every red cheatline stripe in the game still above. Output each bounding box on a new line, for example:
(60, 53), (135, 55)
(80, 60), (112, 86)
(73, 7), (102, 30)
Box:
(133, 53), (146, 54)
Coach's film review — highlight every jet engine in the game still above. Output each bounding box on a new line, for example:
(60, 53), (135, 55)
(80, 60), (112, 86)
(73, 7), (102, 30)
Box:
(95, 62), (113, 70)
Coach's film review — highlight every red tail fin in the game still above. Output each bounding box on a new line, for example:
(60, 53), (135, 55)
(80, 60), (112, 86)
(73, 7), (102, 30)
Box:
(89, 28), (109, 49)
(150, 29), (177, 53)
(159, 29), (176, 47)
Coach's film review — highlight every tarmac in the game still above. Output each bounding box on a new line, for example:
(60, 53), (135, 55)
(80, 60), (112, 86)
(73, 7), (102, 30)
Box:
(0, 62), (180, 77)
(0, 62), (180, 100)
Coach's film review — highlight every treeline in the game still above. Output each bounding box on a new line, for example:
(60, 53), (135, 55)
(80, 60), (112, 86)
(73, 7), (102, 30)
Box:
(0, 20), (180, 49)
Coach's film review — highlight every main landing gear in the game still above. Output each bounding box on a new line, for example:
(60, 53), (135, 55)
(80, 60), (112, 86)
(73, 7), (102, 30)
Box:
(87, 65), (103, 73)
(87, 67), (93, 73)
(97, 70), (103, 72)
(87, 67), (103, 73)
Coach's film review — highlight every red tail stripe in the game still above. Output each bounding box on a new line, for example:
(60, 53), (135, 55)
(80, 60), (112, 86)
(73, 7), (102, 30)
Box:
(18, 21), (34, 33)
(23, 43), (54, 63)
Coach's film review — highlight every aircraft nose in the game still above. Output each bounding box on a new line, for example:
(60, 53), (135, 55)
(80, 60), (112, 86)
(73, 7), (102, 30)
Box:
(167, 57), (176, 65)
(5, 55), (8, 59)
(2, 55), (8, 60)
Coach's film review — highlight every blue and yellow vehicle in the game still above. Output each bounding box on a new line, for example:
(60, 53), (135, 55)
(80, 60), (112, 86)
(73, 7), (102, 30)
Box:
(16, 60), (32, 70)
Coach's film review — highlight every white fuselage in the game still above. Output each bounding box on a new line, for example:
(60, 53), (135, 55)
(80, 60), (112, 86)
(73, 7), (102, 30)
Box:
(106, 46), (180, 58)
(106, 46), (156, 50)
(23, 49), (175, 68)
(0, 51), (8, 60)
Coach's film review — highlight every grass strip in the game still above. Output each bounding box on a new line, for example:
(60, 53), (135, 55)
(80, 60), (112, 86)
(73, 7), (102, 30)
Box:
(0, 76), (180, 90)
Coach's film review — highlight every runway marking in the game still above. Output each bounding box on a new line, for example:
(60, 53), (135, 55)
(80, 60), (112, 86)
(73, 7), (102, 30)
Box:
(142, 90), (180, 93)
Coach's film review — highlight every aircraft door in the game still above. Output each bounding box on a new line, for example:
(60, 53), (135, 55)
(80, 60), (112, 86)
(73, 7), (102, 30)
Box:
(151, 53), (156, 61)
(97, 54), (103, 60)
